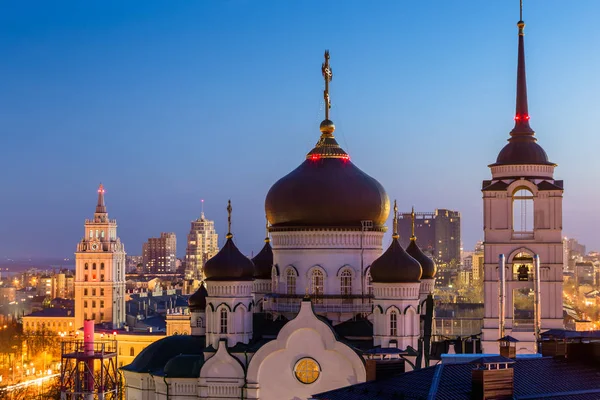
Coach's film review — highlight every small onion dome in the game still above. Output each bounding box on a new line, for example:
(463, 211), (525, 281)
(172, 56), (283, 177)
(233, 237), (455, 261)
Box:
(370, 238), (422, 283)
(203, 237), (255, 281)
(406, 239), (436, 279)
(252, 240), (273, 280)
(188, 283), (208, 312)
(265, 120), (390, 229)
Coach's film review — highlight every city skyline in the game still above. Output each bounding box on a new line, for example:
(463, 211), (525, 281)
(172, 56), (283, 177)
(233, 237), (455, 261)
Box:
(2, 0), (600, 259)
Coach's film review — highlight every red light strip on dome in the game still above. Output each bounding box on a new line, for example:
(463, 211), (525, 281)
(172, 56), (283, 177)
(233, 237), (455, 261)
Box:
(514, 114), (530, 121)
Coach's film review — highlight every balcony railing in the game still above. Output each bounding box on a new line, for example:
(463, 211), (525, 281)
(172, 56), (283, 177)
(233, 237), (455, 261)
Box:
(433, 318), (483, 337)
(262, 294), (373, 313)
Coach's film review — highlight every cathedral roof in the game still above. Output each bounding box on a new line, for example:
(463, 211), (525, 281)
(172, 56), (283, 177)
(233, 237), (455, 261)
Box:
(265, 51), (390, 230)
(188, 283), (208, 311)
(121, 335), (205, 374)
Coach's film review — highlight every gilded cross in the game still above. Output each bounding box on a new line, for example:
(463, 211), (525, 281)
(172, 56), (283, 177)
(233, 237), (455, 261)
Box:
(322, 50), (333, 120)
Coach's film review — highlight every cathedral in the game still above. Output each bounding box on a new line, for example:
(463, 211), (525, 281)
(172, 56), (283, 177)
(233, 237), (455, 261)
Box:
(121, 7), (563, 399)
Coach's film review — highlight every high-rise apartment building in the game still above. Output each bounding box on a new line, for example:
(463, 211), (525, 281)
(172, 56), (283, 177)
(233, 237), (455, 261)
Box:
(74, 184), (126, 329)
(398, 209), (460, 264)
(142, 233), (177, 273)
(184, 211), (219, 279)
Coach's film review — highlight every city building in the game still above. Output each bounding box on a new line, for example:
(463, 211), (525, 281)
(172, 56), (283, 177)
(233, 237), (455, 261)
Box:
(74, 184), (127, 329)
(398, 209), (460, 264)
(184, 208), (219, 279)
(121, 52), (438, 400)
(22, 308), (75, 334)
(481, 15), (564, 353)
(142, 232), (177, 273)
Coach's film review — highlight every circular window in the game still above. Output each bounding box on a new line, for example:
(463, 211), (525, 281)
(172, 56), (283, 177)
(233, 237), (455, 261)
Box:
(294, 358), (320, 384)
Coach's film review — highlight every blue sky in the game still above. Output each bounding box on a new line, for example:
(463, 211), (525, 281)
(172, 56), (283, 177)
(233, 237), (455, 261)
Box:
(1, 0), (599, 259)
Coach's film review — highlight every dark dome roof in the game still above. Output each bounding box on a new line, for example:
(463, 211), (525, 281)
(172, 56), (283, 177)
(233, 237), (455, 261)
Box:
(265, 121), (389, 229)
(164, 354), (205, 378)
(188, 283), (208, 311)
(406, 239), (436, 279)
(121, 335), (205, 374)
(252, 240), (273, 279)
(370, 238), (422, 283)
(203, 237), (254, 281)
(492, 136), (554, 166)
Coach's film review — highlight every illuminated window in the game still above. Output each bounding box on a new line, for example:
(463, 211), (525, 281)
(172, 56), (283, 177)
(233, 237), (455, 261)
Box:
(294, 358), (320, 384)
(311, 269), (324, 297)
(340, 270), (352, 296)
(89, 230), (93, 238)
(220, 309), (228, 334)
(197, 317), (203, 327)
(390, 311), (398, 336)
(101, 230), (105, 238)
(286, 269), (296, 295)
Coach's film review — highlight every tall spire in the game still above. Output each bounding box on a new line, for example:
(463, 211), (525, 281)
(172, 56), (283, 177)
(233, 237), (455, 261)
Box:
(510, 0), (535, 137)
(96, 183), (107, 214)
(410, 206), (417, 241)
(226, 200), (233, 239)
(201, 199), (205, 220)
(306, 50), (350, 161)
(392, 200), (399, 240)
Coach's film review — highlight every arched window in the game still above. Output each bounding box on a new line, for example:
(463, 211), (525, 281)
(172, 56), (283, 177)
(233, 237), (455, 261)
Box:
(390, 311), (398, 336)
(513, 188), (534, 234)
(84, 263), (89, 270)
(219, 309), (228, 334)
(130, 347), (135, 357)
(92, 263), (97, 270)
(100, 263), (105, 270)
(311, 269), (324, 304)
(340, 270), (352, 296)
(286, 269), (296, 295)
(196, 317), (203, 328)
(366, 270), (373, 296)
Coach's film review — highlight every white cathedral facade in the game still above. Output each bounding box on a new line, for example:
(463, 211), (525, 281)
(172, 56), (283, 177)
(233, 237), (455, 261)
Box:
(121, 13), (565, 399)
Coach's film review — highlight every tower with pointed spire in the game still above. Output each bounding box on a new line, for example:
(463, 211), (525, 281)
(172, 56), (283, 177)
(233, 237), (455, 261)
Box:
(481, 3), (564, 354)
(74, 184), (126, 330)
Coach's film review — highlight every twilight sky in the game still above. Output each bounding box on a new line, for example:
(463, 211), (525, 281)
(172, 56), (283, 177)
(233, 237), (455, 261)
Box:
(1, 0), (600, 260)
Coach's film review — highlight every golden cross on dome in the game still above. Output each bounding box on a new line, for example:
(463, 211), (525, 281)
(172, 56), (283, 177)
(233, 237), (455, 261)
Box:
(322, 50), (333, 120)
(392, 200), (399, 239)
(226, 200), (233, 239)
(411, 206), (417, 241)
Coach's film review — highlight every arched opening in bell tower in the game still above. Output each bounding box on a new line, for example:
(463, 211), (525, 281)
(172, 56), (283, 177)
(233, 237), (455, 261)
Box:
(512, 188), (534, 238)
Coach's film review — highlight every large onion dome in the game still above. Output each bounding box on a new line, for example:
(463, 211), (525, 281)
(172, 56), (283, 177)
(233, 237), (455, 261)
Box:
(406, 239), (436, 279)
(203, 200), (255, 281)
(265, 120), (389, 229)
(370, 238), (422, 283)
(265, 51), (389, 230)
(252, 237), (273, 280)
(188, 283), (208, 312)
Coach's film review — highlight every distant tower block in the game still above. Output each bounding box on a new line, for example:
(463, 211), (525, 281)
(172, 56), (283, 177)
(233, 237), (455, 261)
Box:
(481, 5), (564, 354)
(60, 320), (120, 399)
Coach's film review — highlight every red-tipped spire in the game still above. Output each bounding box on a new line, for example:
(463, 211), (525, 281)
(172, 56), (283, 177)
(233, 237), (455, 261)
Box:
(96, 183), (107, 214)
(510, 2), (534, 137)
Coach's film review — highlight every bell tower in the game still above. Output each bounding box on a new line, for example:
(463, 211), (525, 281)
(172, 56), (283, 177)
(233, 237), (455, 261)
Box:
(74, 184), (126, 330)
(481, 4), (564, 354)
